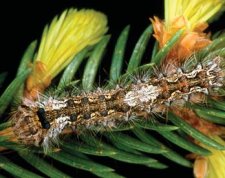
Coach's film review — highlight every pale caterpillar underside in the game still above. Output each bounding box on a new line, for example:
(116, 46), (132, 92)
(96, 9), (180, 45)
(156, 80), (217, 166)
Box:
(11, 57), (225, 151)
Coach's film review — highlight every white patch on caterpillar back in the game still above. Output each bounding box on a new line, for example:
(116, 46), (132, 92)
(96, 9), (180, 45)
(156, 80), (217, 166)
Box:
(51, 99), (67, 110)
(37, 97), (67, 110)
(165, 86), (209, 105)
(184, 64), (203, 79)
(23, 98), (38, 108)
(124, 84), (160, 107)
(42, 116), (71, 151)
(161, 64), (203, 83)
(190, 87), (208, 94)
(205, 57), (223, 87)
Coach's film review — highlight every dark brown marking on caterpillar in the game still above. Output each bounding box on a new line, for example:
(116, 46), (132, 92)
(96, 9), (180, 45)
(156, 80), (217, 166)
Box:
(81, 97), (89, 104)
(66, 99), (75, 107)
(70, 113), (77, 121)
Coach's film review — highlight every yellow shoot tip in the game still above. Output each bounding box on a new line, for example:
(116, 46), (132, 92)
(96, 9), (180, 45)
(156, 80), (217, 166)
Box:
(194, 136), (225, 178)
(37, 8), (108, 78)
(165, 0), (225, 30)
(25, 8), (108, 99)
(151, 0), (222, 63)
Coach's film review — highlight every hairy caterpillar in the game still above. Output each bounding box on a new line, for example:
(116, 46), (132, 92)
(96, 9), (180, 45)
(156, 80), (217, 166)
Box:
(11, 56), (225, 151)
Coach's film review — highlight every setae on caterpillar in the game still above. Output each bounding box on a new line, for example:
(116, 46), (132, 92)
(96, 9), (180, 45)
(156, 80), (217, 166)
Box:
(11, 55), (225, 152)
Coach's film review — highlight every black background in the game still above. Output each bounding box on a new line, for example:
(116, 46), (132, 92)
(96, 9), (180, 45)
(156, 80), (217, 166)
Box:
(1, 0), (224, 177)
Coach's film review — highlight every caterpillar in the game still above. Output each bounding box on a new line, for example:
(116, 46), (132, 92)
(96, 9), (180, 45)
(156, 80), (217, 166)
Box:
(11, 56), (225, 151)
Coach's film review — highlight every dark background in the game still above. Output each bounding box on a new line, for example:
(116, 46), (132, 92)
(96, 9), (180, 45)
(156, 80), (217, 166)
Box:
(1, 0), (165, 81)
(1, 1), (224, 177)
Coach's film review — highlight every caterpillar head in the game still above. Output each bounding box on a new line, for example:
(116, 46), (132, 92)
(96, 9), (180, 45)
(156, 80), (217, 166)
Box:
(11, 98), (71, 152)
(12, 104), (47, 147)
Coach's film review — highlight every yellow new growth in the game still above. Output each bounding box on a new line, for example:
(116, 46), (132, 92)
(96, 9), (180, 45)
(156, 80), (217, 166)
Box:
(25, 8), (108, 99)
(194, 136), (225, 178)
(165, 0), (225, 30)
(151, 0), (225, 64)
(206, 136), (225, 178)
